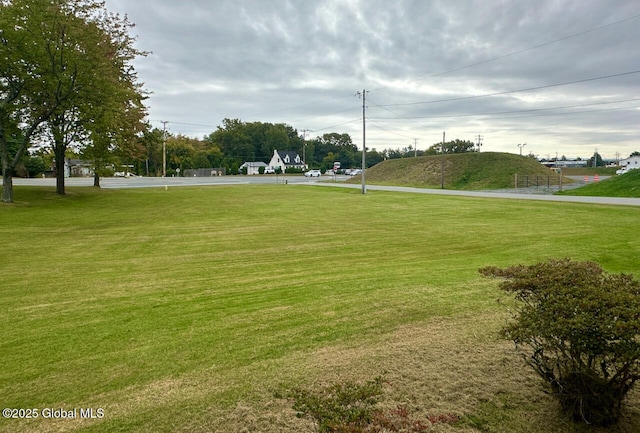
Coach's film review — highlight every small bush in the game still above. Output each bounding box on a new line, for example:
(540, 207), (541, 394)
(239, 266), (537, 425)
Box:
(480, 258), (640, 426)
(283, 377), (383, 433)
(280, 378), (457, 432)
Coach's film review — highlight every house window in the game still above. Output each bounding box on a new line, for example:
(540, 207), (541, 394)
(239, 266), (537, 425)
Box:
(284, 155), (290, 163)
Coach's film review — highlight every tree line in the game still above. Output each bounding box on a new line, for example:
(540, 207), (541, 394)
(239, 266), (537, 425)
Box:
(16, 117), (481, 179)
(98, 119), (479, 177)
(134, 121), (481, 176)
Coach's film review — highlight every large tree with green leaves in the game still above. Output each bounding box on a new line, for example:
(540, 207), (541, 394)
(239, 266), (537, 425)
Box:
(1, 0), (64, 202)
(0, 0), (146, 201)
(310, 133), (359, 168)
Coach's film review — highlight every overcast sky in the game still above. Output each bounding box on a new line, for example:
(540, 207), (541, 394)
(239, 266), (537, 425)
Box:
(103, 0), (640, 160)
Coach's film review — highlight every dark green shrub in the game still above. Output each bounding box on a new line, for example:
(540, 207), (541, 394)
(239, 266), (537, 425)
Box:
(284, 378), (383, 433)
(480, 259), (640, 426)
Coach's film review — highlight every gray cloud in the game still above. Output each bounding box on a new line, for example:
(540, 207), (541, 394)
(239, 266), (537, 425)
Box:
(105, 0), (640, 159)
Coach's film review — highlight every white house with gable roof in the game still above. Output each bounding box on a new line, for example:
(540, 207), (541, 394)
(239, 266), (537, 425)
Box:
(267, 149), (306, 173)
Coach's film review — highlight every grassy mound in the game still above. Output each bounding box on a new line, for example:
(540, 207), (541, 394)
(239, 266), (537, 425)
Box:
(351, 152), (565, 190)
(557, 169), (640, 197)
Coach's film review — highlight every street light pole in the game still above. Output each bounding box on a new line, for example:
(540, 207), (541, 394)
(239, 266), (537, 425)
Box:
(441, 131), (446, 189)
(161, 120), (169, 177)
(518, 143), (527, 156)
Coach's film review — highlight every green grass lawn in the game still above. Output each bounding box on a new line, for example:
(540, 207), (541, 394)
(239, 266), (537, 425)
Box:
(1, 185), (639, 433)
(557, 169), (640, 197)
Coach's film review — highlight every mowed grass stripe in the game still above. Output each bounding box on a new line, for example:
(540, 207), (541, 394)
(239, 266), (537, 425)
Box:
(0, 184), (638, 432)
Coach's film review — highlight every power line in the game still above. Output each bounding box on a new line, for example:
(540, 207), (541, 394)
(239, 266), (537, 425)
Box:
(380, 69), (640, 107)
(371, 104), (640, 128)
(287, 106), (361, 125)
(367, 120), (417, 140)
(370, 97), (640, 120)
(310, 118), (362, 133)
(489, 103), (640, 121)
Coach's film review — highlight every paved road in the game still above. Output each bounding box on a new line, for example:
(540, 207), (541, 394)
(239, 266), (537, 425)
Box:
(6, 174), (343, 188)
(6, 175), (640, 206)
(313, 183), (640, 206)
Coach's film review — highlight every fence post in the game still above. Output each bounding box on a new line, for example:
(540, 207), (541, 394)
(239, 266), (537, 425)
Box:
(515, 173), (518, 190)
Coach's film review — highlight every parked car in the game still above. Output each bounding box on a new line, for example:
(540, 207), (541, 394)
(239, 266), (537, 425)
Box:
(114, 171), (138, 178)
(304, 169), (322, 177)
(615, 167), (638, 175)
(616, 165), (640, 174)
(349, 169), (362, 176)
(264, 167), (275, 174)
(325, 169), (335, 176)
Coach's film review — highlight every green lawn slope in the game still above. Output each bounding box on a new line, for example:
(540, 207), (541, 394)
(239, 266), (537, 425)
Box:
(352, 152), (566, 190)
(557, 168), (640, 197)
(1, 185), (639, 433)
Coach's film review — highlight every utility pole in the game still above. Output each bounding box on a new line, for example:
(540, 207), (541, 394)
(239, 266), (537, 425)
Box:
(441, 131), (446, 189)
(414, 138), (418, 158)
(476, 134), (483, 152)
(161, 121), (169, 177)
(301, 129), (310, 169)
(356, 90), (367, 194)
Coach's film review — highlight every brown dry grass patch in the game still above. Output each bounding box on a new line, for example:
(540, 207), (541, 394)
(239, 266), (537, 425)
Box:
(213, 311), (640, 433)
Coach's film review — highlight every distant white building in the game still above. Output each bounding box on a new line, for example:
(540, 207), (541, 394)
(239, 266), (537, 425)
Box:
(239, 161), (267, 175)
(540, 159), (588, 168)
(619, 155), (640, 171)
(267, 150), (306, 173)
